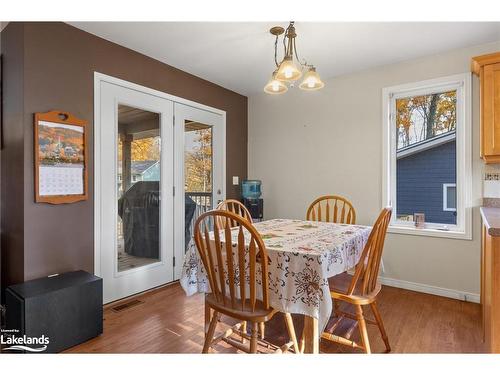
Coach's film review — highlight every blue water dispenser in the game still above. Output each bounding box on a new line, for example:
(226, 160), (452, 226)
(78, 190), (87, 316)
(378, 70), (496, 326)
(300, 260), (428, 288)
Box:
(241, 180), (262, 199)
(241, 180), (263, 221)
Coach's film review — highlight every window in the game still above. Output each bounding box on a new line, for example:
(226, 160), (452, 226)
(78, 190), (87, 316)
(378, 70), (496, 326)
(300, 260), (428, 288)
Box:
(382, 74), (472, 239)
(443, 183), (457, 212)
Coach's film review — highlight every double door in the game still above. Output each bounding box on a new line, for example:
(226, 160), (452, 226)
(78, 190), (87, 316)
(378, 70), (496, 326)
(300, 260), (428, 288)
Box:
(96, 77), (224, 303)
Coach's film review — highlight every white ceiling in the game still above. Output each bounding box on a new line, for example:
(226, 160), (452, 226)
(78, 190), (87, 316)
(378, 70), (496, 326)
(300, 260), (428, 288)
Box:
(69, 22), (500, 96)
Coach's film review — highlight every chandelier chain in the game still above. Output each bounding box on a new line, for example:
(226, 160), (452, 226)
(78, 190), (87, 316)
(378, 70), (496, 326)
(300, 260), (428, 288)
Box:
(283, 25), (288, 56)
(274, 34), (279, 67)
(293, 38), (308, 68)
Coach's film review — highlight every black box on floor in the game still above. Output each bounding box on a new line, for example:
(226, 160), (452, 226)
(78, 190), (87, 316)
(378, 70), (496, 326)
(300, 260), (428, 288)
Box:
(5, 270), (103, 353)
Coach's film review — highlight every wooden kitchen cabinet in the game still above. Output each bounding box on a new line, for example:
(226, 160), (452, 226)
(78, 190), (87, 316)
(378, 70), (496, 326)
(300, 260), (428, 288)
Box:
(480, 207), (500, 353)
(472, 52), (500, 163)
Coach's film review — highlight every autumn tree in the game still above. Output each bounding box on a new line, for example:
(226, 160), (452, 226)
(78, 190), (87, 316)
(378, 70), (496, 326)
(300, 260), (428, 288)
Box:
(396, 97), (412, 148)
(131, 137), (160, 161)
(185, 129), (212, 192)
(118, 137), (160, 162)
(396, 91), (456, 149)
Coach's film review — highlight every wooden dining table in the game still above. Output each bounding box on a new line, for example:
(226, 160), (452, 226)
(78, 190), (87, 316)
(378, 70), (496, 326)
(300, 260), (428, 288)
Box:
(180, 218), (371, 353)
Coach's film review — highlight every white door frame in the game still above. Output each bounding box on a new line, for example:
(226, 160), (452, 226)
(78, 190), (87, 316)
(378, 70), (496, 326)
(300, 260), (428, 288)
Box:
(94, 72), (226, 289)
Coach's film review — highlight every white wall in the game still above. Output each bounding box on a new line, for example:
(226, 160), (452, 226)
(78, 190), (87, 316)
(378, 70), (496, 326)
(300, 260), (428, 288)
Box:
(249, 40), (500, 300)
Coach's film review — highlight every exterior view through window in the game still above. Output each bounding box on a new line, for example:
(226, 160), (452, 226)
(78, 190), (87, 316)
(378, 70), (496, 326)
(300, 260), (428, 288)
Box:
(395, 90), (457, 226)
(117, 105), (161, 272)
(185, 120), (213, 247)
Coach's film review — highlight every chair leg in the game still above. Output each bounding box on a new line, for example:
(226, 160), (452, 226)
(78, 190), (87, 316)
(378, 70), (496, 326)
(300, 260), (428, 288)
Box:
(284, 313), (300, 354)
(333, 299), (340, 318)
(297, 330), (305, 354)
(370, 301), (391, 353)
(259, 322), (265, 339)
(241, 321), (247, 343)
(202, 311), (220, 353)
(355, 305), (371, 354)
(204, 300), (211, 336)
(250, 322), (259, 353)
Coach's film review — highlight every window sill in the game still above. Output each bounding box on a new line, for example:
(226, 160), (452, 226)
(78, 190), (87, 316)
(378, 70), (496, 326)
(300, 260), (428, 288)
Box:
(388, 225), (471, 240)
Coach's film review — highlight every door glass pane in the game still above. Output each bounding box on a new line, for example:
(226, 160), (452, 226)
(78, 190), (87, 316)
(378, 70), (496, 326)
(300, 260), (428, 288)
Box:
(184, 120), (213, 250)
(117, 104), (161, 272)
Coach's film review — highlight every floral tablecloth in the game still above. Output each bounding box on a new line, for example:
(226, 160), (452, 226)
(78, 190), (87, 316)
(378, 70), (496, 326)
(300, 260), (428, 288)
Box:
(180, 219), (371, 331)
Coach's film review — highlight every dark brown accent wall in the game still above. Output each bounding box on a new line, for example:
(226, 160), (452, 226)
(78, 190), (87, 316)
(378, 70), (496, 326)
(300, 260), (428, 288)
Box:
(1, 23), (26, 291)
(1, 22), (248, 289)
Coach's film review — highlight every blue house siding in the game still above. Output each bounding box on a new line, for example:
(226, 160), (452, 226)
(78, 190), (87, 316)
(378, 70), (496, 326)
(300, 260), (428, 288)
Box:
(396, 140), (456, 225)
(142, 163), (160, 181)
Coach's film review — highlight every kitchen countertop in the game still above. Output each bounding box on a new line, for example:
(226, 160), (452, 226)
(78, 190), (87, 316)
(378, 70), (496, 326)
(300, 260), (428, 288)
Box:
(480, 206), (500, 236)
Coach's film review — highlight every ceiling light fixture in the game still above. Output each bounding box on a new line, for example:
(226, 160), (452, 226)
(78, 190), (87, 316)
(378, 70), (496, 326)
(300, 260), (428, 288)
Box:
(264, 70), (288, 94)
(264, 22), (324, 95)
(298, 66), (325, 91)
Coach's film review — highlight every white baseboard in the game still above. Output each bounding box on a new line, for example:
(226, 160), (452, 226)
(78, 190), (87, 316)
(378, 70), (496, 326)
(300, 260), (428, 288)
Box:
(378, 276), (480, 304)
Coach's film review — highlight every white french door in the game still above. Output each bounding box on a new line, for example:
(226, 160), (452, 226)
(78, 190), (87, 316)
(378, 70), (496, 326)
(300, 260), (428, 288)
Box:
(95, 74), (225, 303)
(97, 81), (174, 303)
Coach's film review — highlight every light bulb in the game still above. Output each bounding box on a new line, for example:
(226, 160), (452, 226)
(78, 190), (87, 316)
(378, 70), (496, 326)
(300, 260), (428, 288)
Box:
(276, 56), (302, 82)
(299, 67), (325, 91)
(264, 70), (288, 94)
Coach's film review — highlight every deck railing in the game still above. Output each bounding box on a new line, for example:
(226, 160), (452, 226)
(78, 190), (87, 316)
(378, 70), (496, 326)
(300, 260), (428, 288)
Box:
(186, 191), (213, 239)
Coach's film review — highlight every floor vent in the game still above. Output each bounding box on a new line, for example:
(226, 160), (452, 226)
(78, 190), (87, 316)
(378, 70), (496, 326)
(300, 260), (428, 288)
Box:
(111, 299), (144, 312)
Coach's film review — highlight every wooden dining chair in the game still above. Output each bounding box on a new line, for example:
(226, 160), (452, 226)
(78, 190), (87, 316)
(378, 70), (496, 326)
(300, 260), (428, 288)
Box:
(194, 210), (300, 354)
(216, 199), (270, 340)
(216, 199), (253, 225)
(321, 207), (392, 354)
(306, 195), (356, 224)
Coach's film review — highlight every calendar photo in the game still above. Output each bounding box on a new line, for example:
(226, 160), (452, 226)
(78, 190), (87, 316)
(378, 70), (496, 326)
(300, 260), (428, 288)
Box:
(34, 111), (88, 204)
(38, 121), (85, 196)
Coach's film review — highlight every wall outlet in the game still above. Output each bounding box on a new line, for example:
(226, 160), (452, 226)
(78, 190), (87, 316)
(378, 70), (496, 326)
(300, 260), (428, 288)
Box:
(232, 176), (239, 185)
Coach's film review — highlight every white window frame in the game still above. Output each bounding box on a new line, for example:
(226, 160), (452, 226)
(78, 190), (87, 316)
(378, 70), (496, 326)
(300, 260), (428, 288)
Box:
(382, 73), (472, 240)
(443, 183), (457, 212)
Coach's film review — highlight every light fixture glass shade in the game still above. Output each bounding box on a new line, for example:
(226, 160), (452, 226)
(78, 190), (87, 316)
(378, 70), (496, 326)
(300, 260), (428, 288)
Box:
(299, 67), (325, 91)
(264, 72), (288, 94)
(275, 56), (302, 82)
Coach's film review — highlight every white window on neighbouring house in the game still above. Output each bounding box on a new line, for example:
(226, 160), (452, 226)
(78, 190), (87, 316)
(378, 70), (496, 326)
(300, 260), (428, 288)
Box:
(443, 183), (457, 212)
(382, 73), (472, 239)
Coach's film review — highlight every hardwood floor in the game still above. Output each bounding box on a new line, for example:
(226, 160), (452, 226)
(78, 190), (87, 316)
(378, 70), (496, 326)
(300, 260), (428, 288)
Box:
(66, 281), (484, 354)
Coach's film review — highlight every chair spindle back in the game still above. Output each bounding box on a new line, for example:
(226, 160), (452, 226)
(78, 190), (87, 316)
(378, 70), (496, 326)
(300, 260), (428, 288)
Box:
(194, 210), (269, 312)
(216, 199), (253, 227)
(348, 207), (392, 296)
(306, 195), (356, 224)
